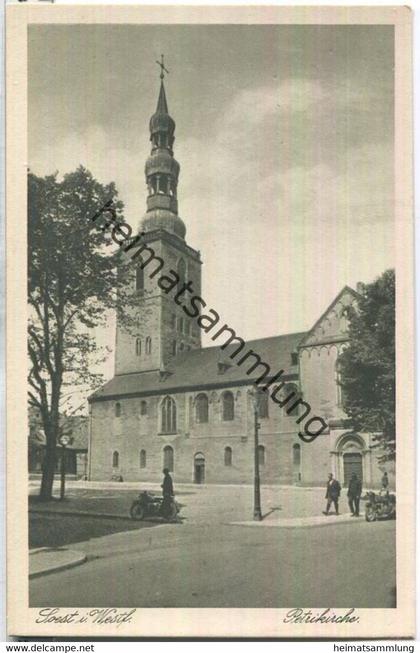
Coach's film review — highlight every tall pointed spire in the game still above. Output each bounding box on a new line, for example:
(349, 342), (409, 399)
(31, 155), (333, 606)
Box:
(139, 59), (186, 240)
(156, 80), (169, 114)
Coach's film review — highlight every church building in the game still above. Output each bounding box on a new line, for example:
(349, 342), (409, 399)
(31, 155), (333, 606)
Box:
(88, 72), (387, 488)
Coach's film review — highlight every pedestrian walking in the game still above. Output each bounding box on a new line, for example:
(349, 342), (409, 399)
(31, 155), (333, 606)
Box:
(382, 471), (389, 490)
(161, 467), (174, 518)
(323, 473), (341, 515)
(347, 472), (362, 516)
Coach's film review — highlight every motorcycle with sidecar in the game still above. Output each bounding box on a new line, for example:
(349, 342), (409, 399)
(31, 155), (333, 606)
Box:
(130, 490), (180, 521)
(364, 491), (396, 522)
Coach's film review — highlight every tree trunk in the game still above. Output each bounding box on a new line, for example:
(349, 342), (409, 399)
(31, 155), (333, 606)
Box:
(39, 422), (57, 501)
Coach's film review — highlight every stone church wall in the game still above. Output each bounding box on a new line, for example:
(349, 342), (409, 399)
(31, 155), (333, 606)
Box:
(89, 382), (331, 485)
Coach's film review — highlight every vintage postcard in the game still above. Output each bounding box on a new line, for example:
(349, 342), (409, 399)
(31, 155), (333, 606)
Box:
(6, 4), (414, 639)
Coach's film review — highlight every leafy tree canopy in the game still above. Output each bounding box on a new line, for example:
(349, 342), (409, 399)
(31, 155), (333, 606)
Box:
(28, 166), (136, 499)
(339, 269), (395, 462)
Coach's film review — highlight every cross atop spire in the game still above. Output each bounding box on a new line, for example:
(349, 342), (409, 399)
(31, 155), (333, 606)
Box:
(156, 54), (169, 80)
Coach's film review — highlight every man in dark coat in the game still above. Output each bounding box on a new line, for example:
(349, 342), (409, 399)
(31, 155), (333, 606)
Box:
(347, 472), (362, 516)
(161, 467), (174, 518)
(323, 473), (341, 515)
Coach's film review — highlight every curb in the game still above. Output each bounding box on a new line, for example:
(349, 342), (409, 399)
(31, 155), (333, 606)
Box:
(29, 507), (173, 524)
(29, 508), (134, 521)
(29, 549), (88, 579)
(229, 515), (361, 529)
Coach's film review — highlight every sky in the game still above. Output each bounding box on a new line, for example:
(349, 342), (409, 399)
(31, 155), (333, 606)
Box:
(28, 24), (395, 384)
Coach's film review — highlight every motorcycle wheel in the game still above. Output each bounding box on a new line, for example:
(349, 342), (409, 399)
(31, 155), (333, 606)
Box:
(130, 502), (145, 521)
(365, 508), (376, 522)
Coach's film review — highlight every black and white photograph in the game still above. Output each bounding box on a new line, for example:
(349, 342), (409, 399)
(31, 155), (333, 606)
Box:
(6, 4), (414, 639)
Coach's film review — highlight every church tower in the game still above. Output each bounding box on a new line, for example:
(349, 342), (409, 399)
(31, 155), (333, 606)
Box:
(115, 60), (202, 376)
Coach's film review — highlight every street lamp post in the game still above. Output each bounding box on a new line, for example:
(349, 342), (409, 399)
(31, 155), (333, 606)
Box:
(249, 389), (262, 521)
(59, 434), (71, 501)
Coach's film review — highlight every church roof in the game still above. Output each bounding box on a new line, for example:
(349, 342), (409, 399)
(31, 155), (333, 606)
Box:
(89, 331), (306, 403)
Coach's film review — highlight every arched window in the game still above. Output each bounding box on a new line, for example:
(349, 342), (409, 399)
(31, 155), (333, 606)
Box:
(115, 402), (121, 417)
(160, 176), (168, 194)
(293, 443), (301, 466)
(222, 391), (234, 421)
(171, 340), (177, 356)
(258, 445), (265, 466)
(163, 445), (174, 472)
(145, 337), (152, 355)
(140, 400), (148, 415)
(283, 384), (300, 416)
(161, 396), (177, 433)
(335, 358), (345, 407)
(339, 307), (350, 334)
(135, 264), (144, 291)
(224, 446), (232, 466)
(177, 258), (186, 287)
(195, 393), (209, 423)
(112, 451), (119, 468)
(257, 390), (269, 419)
(293, 443), (301, 482)
(140, 449), (146, 468)
(135, 338), (141, 356)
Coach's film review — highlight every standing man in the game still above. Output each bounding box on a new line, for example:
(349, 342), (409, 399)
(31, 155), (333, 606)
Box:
(323, 473), (341, 516)
(161, 467), (174, 519)
(382, 471), (389, 490)
(347, 472), (362, 516)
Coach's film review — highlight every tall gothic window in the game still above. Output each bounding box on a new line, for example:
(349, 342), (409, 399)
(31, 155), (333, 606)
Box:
(171, 340), (177, 356)
(293, 443), (301, 466)
(222, 391), (234, 421)
(335, 358), (345, 407)
(112, 451), (119, 468)
(140, 449), (146, 468)
(339, 307), (350, 334)
(140, 400), (148, 415)
(224, 446), (232, 467)
(177, 258), (186, 287)
(163, 445), (174, 472)
(195, 393), (209, 423)
(145, 337), (152, 355)
(135, 338), (141, 356)
(115, 402), (121, 417)
(257, 390), (269, 418)
(161, 396), (177, 433)
(283, 384), (300, 416)
(135, 263), (144, 291)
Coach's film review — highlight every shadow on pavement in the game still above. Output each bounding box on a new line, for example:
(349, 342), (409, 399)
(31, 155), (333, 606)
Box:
(262, 506), (282, 519)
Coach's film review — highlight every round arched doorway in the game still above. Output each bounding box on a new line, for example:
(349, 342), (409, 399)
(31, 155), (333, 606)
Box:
(334, 432), (367, 487)
(194, 452), (205, 484)
(343, 451), (363, 486)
